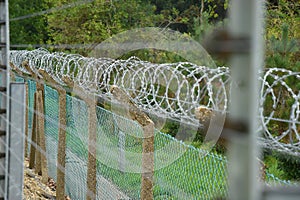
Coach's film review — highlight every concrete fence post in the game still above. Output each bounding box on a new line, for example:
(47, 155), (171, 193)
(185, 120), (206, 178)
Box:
(37, 89), (48, 184)
(86, 98), (97, 200)
(110, 85), (154, 200)
(21, 63), (47, 179)
(38, 69), (67, 200)
(56, 88), (67, 200)
(35, 90), (42, 176)
(140, 121), (154, 200)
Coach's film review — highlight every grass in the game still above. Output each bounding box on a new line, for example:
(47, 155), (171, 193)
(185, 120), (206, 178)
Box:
(39, 88), (229, 199)
(60, 105), (228, 199)
(39, 85), (292, 200)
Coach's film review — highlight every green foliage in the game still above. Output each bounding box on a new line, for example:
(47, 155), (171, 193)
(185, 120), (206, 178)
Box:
(266, 23), (300, 71)
(265, 0), (299, 72)
(145, 0), (228, 35)
(277, 154), (300, 181)
(263, 23), (299, 146)
(119, 49), (187, 64)
(192, 11), (227, 43)
(264, 150), (300, 181)
(46, 0), (161, 55)
(9, 0), (49, 47)
(264, 154), (285, 179)
(266, 0), (300, 40)
(206, 0), (228, 20)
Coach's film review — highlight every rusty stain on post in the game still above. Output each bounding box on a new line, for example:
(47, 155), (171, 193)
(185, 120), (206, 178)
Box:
(110, 85), (154, 200)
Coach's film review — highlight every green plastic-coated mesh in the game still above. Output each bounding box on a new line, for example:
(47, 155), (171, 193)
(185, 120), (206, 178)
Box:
(18, 77), (295, 200)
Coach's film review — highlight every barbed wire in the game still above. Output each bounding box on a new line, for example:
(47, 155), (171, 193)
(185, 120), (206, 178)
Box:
(9, 48), (300, 156)
(10, 48), (230, 123)
(259, 68), (300, 155)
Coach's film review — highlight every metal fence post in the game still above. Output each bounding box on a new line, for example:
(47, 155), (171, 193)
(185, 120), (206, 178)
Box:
(25, 82), (29, 158)
(0, 0), (10, 198)
(227, 1), (265, 200)
(8, 83), (26, 200)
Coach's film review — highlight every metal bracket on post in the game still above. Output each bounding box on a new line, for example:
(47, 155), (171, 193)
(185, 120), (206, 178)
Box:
(203, 28), (251, 57)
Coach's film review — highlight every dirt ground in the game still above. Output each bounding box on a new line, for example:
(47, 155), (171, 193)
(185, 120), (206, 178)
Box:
(23, 158), (71, 200)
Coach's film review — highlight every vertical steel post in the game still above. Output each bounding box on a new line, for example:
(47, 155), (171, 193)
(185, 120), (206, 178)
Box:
(227, 1), (265, 200)
(0, 0), (9, 199)
(8, 83), (25, 200)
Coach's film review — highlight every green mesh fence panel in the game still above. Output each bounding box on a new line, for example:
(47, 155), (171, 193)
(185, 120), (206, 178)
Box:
(96, 107), (143, 199)
(27, 80), (36, 129)
(21, 77), (296, 200)
(44, 85), (59, 181)
(265, 172), (297, 187)
(153, 132), (228, 199)
(65, 95), (89, 199)
(15, 76), (25, 83)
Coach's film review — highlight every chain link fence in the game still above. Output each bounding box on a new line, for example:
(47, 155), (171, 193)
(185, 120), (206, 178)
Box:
(13, 77), (295, 200)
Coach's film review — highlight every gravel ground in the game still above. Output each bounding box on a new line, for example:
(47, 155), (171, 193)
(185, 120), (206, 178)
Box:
(23, 158), (71, 200)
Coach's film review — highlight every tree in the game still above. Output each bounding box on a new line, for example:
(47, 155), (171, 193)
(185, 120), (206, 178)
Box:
(265, 0), (300, 71)
(46, 0), (161, 55)
(9, 0), (49, 48)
